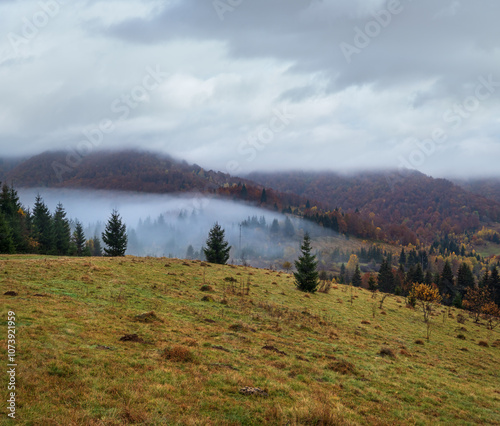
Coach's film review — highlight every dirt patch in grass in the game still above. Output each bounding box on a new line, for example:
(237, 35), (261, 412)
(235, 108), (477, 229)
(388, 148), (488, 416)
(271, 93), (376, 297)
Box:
(262, 345), (287, 356)
(478, 341), (489, 347)
(119, 334), (146, 344)
(3, 291), (17, 296)
(379, 346), (396, 358)
(327, 360), (356, 375)
(239, 386), (269, 397)
(415, 339), (425, 345)
(133, 311), (162, 323)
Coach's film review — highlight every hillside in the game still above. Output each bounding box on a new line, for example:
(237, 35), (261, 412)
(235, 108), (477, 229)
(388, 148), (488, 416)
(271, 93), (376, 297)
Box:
(1, 255), (499, 424)
(456, 178), (500, 205)
(247, 170), (500, 243)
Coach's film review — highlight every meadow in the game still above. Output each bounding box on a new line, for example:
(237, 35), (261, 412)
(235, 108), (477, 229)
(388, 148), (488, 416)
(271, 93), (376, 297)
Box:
(1, 255), (499, 425)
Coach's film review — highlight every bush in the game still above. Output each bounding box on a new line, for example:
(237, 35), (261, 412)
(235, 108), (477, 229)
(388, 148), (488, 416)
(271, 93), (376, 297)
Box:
(162, 346), (195, 362)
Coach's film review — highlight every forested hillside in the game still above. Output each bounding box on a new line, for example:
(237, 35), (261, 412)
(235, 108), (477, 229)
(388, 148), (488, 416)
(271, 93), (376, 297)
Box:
(248, 170), (500, 244)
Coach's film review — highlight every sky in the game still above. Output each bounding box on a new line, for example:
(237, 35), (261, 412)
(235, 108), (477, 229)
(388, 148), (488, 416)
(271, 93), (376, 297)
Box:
(1, 0), (500, 178)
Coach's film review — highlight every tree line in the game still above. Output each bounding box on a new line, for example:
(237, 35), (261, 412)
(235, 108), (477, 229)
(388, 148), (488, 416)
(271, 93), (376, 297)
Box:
(0, 183), (127, 257)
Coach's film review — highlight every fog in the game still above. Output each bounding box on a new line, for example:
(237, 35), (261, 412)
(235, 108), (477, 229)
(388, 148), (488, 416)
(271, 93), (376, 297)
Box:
(18, 189), (339, 268)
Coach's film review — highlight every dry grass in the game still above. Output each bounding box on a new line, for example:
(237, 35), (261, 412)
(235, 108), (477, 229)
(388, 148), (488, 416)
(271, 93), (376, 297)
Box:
(0, 254), (499, 425)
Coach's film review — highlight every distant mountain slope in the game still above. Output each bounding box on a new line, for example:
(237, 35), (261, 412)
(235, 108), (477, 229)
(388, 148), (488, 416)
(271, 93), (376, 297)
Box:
(5, 150), (232, 193)
(247, 170), (500, 242)
(455, 178), (500, 205)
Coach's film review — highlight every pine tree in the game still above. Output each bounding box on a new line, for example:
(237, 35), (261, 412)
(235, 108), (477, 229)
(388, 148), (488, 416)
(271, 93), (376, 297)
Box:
(260, 188), (267, 204)
(457, 262), (475, 298)
(0, 211), (15, 254)
(87, 236), (103, 257)
(186, 245), (195, 259)
(368, 275), (377, 291)
(439, 261), (455, 305)
(377, 258), (395, 294)
(270, 219), (280, 235)
(488, 266), (500, 306)
(72, 221), (86, 256)
(53, 203), (71, 255)
(399, 248), (406, 267)
(203, 223), (231, 264)
(102, 210), (128, 257)
(294, 233), (319, 293)
(351, 265), (362, 287)
(240, 184), (248, 200)
(32, 195), (54, 254)
(339, 263), (346, 284)
(283, 216), (295, 237)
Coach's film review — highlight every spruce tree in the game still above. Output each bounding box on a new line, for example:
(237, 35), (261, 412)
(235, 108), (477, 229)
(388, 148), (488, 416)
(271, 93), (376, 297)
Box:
(377, 258), (395, 294)
(294, 233), (319, 293)
(102, 210), (128, 257)
(0, 211), (15, 254)
(439, 261), (455, 305)
(32, 195), (54, 254)
(351, 265), (362, 287)
(457, 262), (475, 297)
(53, 203), (71, 255)
(72, 221), (86, 256)
(270, 219), (280, 235)
(203, 223), (231, 264)
(283, 216), (295, 237)
(260, 188), (267, 204)
(488, 266), (500, 306)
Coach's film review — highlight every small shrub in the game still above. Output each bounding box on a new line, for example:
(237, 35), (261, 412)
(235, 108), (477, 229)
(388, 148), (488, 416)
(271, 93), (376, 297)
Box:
(456, 313), (466, 324)
(327, 360), (356, 375)
(201, 295), (214, 302)
(379, 347), (396, 358)
(478, 341), (489, 347)
(200, 285), (213, 292)
(162, 345), (195, 362)
(456, 334), (466, 340)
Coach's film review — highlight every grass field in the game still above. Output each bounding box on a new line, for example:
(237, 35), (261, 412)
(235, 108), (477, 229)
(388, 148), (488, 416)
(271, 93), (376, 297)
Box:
(1, 255), (499, 425)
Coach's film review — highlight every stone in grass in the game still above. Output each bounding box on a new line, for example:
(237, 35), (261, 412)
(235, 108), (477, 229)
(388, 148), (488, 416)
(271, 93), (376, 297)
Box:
(239, 386), (269, 397)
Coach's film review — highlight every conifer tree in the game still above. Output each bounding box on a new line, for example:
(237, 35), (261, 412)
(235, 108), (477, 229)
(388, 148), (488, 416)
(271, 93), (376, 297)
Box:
(102, 210), (128, 257)
(270, 219), (280, 235)
(72, 221), (86, 256)
(294, 233), (319, 293)
(351, 265), (362, 287)
(0, 211), (15, 254)
(53, 203), (71, 255)
(457, 262), (475, 297)
(283, 216), (295, 237)
(488, 266), (500, 306)
(203, 223), (231, 264)
(439, 261), (455, 305)
(32, 194), (54, 254)
(260, 188), (267, 204)
(377, 258), (395, 294)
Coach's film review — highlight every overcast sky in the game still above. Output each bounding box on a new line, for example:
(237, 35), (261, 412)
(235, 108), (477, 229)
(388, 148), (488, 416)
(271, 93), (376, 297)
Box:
(1, 0), (499, 177)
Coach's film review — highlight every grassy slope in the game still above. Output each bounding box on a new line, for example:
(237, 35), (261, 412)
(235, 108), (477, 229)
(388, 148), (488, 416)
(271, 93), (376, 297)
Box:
(1, 256), (499, 426)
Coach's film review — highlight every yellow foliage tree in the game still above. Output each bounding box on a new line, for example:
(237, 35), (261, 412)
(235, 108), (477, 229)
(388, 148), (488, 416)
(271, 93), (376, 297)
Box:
(409, 283), (442, 323)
